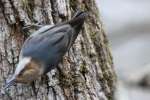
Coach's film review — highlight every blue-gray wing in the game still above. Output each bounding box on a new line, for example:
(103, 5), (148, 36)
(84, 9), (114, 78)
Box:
(20, 24), (74, 72)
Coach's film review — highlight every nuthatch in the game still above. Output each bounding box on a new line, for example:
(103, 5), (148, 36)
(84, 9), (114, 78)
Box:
(4, 11), (87, 89)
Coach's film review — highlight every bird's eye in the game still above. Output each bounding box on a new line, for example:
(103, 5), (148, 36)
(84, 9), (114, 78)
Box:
(18, 68), (26, 76)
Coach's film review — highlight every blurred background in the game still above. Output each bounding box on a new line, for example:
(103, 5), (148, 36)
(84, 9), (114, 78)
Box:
(96, 0), (150, 100)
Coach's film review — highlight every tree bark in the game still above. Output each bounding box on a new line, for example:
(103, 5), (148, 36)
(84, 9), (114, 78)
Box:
(0, 0), (116, 100)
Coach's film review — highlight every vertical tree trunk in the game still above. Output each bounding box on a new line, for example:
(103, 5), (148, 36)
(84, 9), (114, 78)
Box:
(0, 0), (116, 100)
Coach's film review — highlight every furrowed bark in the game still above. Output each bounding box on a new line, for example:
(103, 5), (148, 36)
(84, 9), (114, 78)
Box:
(0, 0), (116, 100)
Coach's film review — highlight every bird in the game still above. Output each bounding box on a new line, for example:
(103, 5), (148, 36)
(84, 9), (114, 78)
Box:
(3, 11), (87, 90)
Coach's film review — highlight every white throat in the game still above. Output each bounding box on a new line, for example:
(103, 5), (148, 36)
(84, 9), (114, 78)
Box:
(14, 57), (31, 76)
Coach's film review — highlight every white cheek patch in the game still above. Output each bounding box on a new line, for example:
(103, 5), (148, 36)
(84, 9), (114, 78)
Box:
(14, 57), (31, 76)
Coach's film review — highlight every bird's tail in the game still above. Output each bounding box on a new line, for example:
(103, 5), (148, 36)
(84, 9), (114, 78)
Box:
(68, 10), (87, 33)
(72, 10), (87, 20)
(64, 11), (87, 49)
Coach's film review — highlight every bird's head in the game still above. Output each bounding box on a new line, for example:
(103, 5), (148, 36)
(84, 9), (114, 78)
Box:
(4, 57), (43, 90)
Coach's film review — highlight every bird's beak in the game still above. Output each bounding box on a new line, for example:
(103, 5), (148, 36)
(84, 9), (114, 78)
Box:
(4, 76), (16, 90)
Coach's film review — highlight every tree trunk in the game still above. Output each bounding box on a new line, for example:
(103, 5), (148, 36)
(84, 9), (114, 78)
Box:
(0, 0), (116, 100)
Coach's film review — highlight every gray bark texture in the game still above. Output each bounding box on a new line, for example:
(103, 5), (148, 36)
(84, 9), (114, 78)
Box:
(0, 0), (116, 100)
